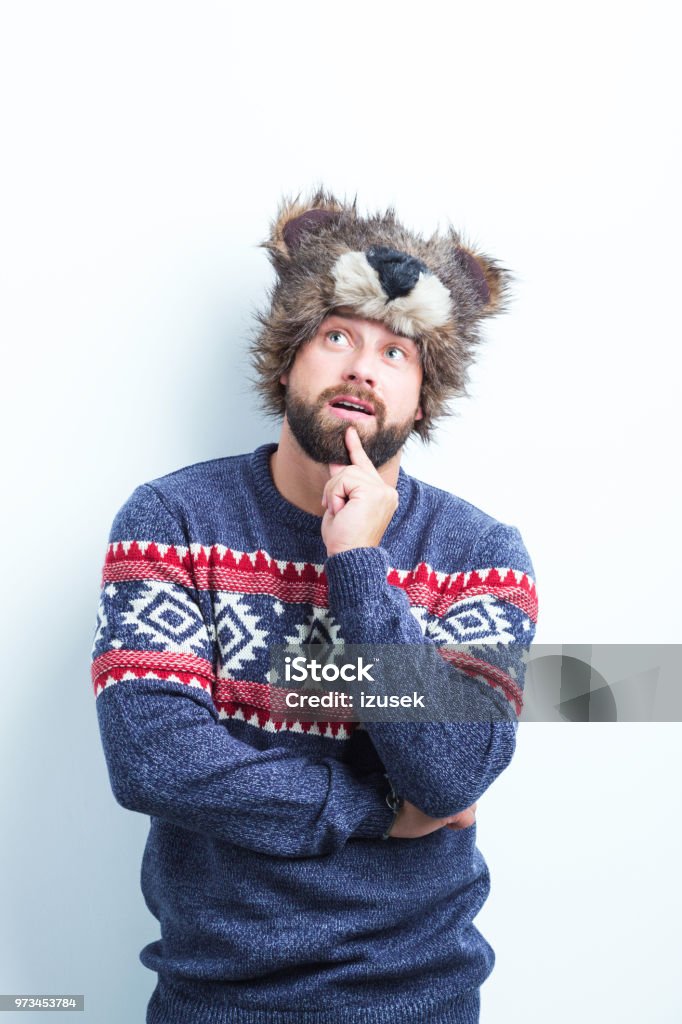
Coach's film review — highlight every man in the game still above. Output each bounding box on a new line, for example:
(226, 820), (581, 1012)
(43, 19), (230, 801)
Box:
(92, 187), (538, 1024)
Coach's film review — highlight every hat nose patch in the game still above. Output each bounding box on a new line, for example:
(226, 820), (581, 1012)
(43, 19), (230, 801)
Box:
(365, 246), (430, 301)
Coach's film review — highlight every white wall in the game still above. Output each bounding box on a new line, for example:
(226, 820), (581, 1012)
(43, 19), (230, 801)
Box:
(1, 2), (679, 1021)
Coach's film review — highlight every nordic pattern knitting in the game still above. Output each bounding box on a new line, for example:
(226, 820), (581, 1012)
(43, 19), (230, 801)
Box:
(91, 442), (538, 1024)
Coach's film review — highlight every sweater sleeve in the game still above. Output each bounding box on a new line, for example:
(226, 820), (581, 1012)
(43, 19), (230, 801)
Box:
(91, 484), (396, 858)
(324, 523), (537, 819)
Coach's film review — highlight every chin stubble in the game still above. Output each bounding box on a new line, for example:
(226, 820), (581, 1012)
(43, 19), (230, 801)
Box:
(284, 387), (418, 468)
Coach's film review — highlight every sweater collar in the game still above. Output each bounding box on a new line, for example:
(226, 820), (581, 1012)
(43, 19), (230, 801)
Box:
(249, 442), (414, 538)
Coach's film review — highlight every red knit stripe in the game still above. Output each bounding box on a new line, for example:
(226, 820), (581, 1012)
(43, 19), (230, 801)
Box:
(91, 649), (215, 693)
(103, 560), (195, 588)
(437, 648), (524, 714)
(92, 653), (522, 718)
(214, 678), (358, 722)
(198, 570), (329, 605)
(102, 543), (538, 621)
(213, 677), (272, 709)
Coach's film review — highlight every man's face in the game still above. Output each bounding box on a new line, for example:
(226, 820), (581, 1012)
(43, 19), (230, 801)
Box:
(280, 312), (424, 467)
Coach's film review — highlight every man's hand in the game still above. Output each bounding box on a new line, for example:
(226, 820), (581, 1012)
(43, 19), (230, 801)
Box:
(321, 426), (399, 557)
(388, 799), (478, 839)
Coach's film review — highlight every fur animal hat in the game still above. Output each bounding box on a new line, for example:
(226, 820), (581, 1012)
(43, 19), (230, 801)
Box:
(249, 186), (512, 440)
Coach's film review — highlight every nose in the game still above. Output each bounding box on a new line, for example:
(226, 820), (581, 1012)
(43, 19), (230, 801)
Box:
(341, 348), (380, 390)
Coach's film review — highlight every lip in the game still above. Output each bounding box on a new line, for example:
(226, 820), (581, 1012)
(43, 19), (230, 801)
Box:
(327, 404), (374, 422)
(327, 394), (376, 416)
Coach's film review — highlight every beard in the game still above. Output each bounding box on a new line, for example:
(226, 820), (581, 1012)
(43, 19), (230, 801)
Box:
(284, 382), (419, 467)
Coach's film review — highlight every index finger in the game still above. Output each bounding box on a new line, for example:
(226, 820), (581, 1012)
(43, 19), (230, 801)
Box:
(344, 426), (378, 472)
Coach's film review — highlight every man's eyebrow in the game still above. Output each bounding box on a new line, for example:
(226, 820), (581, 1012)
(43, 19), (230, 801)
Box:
(324, 317), (353, 328)
(320, 319), (348, 332)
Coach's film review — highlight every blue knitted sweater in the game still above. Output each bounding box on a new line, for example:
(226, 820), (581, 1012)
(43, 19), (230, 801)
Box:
(92, 443), (538, 1024)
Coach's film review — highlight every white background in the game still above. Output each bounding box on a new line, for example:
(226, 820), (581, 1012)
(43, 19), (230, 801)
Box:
(0, 1), (680, 1021)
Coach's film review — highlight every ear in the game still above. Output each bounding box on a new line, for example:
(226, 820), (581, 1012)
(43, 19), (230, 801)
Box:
(280, 371), (289, 386)
(415, 404), (423, 422)
(452, 237), (512, 316)
(261, 186), (351, 265)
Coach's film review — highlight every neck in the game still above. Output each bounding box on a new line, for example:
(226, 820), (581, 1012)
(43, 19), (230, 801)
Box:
(270, 419), (402, 517)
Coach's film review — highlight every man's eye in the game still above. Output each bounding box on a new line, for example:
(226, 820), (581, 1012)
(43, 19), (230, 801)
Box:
(386, 346), (405, 360)
(327, 331), (349, 345)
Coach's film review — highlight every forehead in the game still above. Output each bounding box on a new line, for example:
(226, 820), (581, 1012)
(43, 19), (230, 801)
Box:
(321, 311), (419, 352)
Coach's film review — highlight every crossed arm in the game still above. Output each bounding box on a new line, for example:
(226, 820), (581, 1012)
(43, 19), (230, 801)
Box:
(93, 464), (536, 858)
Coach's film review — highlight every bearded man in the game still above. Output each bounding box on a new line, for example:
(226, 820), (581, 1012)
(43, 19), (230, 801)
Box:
(92, 187), (538, 1024)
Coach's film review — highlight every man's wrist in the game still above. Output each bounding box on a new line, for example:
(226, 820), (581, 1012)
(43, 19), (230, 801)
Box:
(326, 541), (379, 557)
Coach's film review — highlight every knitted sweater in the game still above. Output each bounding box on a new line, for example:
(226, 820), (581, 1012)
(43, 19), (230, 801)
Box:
(92, 442), (538, 1024)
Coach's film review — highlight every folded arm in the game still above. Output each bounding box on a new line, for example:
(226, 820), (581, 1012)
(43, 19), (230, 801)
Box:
(324, 523), (538, 818)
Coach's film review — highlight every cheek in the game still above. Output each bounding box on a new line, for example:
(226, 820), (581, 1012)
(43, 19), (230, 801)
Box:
(293, 351), (332, 388)
(400, 369), (423, 410)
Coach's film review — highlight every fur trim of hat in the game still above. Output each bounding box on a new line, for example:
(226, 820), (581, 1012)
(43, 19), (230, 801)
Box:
(249, 186), (512, 441)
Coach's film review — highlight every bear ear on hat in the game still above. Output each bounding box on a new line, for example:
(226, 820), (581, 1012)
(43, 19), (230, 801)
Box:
(451, 234), (513, 318)
(261, 186), (351, 267)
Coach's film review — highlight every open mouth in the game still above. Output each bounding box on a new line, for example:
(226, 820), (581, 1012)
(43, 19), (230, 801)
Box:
(327, 395), (375, 419)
